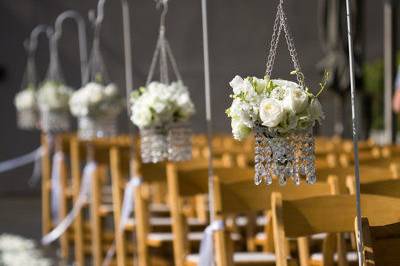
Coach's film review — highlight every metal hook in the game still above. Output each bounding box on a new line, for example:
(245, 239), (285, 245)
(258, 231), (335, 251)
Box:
(54, 10), (88, 85)
(89, 0), (107, 34)
(156, 0), (168, 33)
(28, 25), (51, 55)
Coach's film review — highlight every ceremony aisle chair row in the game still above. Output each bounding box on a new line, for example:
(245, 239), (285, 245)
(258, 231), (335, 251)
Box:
(166, 160), (340, 266)
(109, 141), (246, 266)
(272, 193), (400, 266)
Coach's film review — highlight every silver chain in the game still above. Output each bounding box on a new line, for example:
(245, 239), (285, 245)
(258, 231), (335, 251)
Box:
(146, 0), (182, 86)
(265, 0), (304, 87)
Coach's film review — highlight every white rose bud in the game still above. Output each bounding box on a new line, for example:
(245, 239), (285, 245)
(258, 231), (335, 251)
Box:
(259, 98), (285, 127)
(131, 104), (152, 129)
(282, 87), (309, 114)
(15, 90), (36, 110)
(309, 98), (324, 122)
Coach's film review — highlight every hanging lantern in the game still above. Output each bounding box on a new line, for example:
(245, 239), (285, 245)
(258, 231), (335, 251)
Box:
(70, 23), (123, 140)
(15, 41), (39, 130)
(226, 1), (327, 185)
(130, 1), (195, 163)
(37, 32), (73, 134)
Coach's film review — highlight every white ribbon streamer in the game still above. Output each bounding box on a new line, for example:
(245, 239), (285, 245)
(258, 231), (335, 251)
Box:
(42, 161), (96, 245)
(102, 177), (142, 266)
(28, 146), (45, 186)
(51, 152), (64, 222)
(0, 147), (43, 174)
(198, 220), (225, 266)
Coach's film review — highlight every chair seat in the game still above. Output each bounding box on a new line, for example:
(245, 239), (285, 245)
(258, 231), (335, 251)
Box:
(235, 216), (268, 227)
(310, 251), (358, 262)
(186, 252), (276, 264)
(125, 217), (206, 231)
(147, 232), (241, 247)
(255, 232), (327, 245)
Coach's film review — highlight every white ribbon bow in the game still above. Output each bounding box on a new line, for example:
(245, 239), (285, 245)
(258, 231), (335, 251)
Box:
(102, 176), (142, 266)
(42, 161), (96, 245)
(198, 220), (225, 266)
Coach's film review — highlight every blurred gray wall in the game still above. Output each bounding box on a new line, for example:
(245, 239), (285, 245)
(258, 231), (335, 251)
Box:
(0, 0), (385, 194)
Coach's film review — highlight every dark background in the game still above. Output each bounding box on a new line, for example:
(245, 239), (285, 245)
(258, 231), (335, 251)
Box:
(0, 0), (384, 194)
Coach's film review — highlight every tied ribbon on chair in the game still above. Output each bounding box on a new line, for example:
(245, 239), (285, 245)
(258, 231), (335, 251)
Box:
(198, 220), (225, 266)
(51, 151), (64, 222)
(102, 176), (143, 266)
(42, 161), (96, 245)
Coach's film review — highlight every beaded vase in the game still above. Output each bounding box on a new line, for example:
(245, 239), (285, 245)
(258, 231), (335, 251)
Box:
(40, 109), (70, 133)
(140, 127), (168, 163)
(254, 126), (316, 185)
(17, 109), (38, 130)
(78, 116), (117, 140)
(167, 123), (192, 162)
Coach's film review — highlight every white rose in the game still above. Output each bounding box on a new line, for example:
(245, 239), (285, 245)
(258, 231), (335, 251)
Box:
(259, 98), (285, 127)
(84, 82), (103, 104)
(282, 87), (309, 113)
(131, 103), (152, 128)
(308, 98), (324, 122)
(229, 75), (254, 95)
(231, 119), (251, 141)
(15, 90), (36, 110)
(104, 83), (118, 96)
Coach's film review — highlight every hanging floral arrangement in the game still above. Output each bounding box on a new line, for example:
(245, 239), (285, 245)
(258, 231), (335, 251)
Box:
(15, 42), (39, 130)
(37, 32), (73, 133)
(69, 17), (123, 140)
(130, 0), (195, 163)
(130, 81), (195, 162)
(226, 0), (328, 185)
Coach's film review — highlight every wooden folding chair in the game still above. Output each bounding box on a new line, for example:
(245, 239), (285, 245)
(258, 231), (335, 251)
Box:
(70, 136), (125, 266)
(167, 161), (338, 266)
(355, 217), (400, 266)
(41, 133), (75, 260)
(272, 194), (400, 266)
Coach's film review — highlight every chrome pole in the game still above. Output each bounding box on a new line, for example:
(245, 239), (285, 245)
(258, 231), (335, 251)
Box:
(345, 0), (363, 265)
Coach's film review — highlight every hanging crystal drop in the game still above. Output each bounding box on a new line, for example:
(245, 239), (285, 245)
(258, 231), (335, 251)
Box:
(303, 128), (316, 184)
(254, 130), (264, 185)
(292, 133), (301, 186)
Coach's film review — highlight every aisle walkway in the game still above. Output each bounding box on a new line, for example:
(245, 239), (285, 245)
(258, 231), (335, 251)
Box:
(0, 196), (61, 265)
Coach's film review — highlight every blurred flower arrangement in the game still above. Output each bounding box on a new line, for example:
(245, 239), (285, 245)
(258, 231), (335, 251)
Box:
(130, 81), (195, 163)
(14, 86), (36, 112)
(69, 82), (122, 118)
(130, 81), (195, 129)
(37, 80), (74, 133)
(37, 81), (73, 112)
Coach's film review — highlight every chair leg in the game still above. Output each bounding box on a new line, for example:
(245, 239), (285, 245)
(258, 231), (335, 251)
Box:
(91, 167), (102, 266)
(59, 155), (69, 259)
(110, 147), (127, 266)
(71, 139), (85, 266)
(41, 134), (52, 236)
